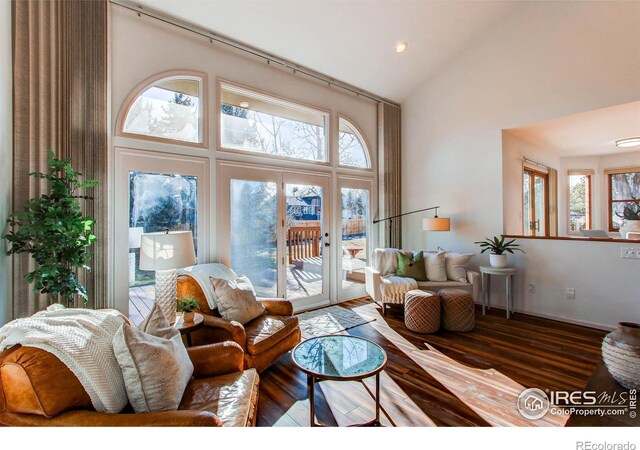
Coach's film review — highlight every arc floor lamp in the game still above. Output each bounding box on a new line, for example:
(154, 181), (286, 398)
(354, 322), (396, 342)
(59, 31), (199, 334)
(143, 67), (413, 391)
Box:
(374, 206), (450, 246)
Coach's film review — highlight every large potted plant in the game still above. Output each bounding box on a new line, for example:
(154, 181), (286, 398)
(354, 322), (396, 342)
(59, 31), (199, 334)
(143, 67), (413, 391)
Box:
(474, 236), (524, 268)
(617, 200), (640, 240)
(3, 152), (98, 304)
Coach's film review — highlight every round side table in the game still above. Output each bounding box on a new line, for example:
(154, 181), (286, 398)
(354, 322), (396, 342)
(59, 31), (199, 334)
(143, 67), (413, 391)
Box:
(174, 312), (204, 346)
(479, 266), (517, 319)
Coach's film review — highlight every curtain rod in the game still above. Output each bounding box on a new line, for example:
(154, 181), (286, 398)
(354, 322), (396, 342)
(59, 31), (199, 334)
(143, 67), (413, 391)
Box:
(523, 156), (551, 170)
(109, 0), (401, 107)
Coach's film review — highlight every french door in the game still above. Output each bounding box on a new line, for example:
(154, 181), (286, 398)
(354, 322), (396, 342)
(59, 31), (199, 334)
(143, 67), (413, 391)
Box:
(337, 178), (372, 301)
(523, 168), (548, 236)
(218, 164), (331, 311)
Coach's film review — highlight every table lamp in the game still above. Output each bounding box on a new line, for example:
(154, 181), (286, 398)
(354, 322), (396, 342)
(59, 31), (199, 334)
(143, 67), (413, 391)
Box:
(139, 231), (196, 324)
(128, 227), (144, 283)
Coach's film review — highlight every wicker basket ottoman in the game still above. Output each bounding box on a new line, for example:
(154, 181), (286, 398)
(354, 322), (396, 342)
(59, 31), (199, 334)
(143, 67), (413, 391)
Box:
(404, 290), (440, 333)
(439, 288), (475, 332)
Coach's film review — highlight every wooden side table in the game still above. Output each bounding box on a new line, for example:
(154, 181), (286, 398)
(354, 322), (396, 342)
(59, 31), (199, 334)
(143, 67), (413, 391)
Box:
(174, 312), (204, 346)
(479, 266), (517, 319)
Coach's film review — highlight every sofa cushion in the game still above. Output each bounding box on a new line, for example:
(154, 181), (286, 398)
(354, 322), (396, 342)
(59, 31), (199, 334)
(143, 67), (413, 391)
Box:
(396, 251), (426, 280)
(0, 345), (93, 418)
(179, 369), (259, 427)
(423, 251), (447, 281)
(113, 323), (194, 414)
(244, 315), (299, 356)
(417, 280), (471, 289)
(371, 248), (399, 275)
(210, 276), (265, 325)
(442, 251), (474, 282)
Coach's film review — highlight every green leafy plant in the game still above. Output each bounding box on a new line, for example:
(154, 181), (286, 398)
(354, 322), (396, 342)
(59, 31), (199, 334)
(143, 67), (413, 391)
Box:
(3, 152), (98, 304)
(616, 200), (640, 221)
(176, 295), (199, 313)
(474, 236), (525, 255)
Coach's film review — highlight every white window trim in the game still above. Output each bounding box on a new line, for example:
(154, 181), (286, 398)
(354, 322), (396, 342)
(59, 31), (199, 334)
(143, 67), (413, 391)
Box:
(217, 78), (331, 166)
(115, 70), (208, 149)
(337, 114), (373, 171)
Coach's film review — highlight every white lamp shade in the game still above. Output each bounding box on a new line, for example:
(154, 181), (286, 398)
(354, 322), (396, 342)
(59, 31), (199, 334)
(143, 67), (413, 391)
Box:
(128, 227), (144, 249)
(423, 217), (450, 231)
(139, 231), (197, 271)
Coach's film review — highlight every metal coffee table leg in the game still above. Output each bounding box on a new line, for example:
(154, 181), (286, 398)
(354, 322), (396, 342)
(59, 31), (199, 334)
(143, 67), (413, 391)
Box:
(308, 374), (316, 427)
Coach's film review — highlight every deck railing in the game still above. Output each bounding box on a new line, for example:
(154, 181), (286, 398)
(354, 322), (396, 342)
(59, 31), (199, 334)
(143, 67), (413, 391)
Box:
(288, 226), (321, 263)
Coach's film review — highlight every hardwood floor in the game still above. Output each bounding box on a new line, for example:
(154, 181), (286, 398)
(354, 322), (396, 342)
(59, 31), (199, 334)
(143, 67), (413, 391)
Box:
(257, 298), (607, 427)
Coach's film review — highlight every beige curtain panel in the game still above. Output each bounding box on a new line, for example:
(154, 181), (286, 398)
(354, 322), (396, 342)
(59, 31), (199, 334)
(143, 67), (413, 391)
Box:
(12, 0), (108, 317)
(378, 103), (402, 248)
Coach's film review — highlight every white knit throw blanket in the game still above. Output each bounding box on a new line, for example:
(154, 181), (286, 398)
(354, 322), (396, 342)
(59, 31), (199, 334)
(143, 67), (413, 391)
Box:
(0, 306), (129, 413)
(380, 275), (418, 304)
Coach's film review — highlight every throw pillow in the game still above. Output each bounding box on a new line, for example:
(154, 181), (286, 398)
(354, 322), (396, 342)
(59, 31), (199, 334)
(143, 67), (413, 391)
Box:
(138, 302), (175, 339)
(395, 251), (427, 281)
(113, 324), (194, 414)
(423, 251), (447, 281)
(442, 251), (474, 282)
(210, 276), (265, 324)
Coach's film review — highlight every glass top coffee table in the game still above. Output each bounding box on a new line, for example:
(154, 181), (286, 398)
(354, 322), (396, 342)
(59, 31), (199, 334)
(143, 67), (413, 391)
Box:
(292, 335), (387, 427)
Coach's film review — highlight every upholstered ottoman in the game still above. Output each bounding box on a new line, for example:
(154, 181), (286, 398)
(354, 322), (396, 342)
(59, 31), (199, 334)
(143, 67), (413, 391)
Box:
(404, 290), (440, 333)
(439, 288), (475, 332)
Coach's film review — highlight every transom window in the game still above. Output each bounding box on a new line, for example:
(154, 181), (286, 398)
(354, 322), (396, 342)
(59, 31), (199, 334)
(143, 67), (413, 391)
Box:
(220, 82), (328, 162)
(338, 117), (370, 169)
(608, 169), (640, 231)
(123, 76), (202, 144)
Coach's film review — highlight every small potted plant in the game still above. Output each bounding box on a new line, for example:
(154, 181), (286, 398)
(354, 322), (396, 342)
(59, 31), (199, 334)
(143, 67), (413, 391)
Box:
(474, 236), (525, 268)
(176, 295), (199, 323)
(617, 200), (640, 240)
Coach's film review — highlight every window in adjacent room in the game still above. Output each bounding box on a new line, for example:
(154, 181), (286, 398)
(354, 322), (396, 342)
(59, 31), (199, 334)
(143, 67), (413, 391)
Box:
(219, 81), (329, 162)
(338, 117), (371, 169)
(568, 171), (592, 234)
(123, 75), (203, 144)
(607, 168), (640, 231)
(523, 167), (548, 236)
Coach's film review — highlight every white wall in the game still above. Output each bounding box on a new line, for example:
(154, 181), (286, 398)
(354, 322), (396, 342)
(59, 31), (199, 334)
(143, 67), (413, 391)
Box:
(403, 1), (640, 329)
(0, 0), (12, 326)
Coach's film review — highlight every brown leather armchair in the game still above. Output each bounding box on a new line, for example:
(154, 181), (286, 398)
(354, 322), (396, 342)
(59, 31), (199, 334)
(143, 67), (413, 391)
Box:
(177, 270), (301, 373)
(0, 341), (259, 426)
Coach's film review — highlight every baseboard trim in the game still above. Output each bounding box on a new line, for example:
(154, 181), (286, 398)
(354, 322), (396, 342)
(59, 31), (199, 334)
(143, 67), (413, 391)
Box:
(473, 301), (613, 331)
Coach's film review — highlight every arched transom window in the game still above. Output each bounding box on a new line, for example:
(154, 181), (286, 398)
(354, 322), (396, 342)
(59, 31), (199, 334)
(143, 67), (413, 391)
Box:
(338, 117), (370, 169)
(122, 75), (203, 144)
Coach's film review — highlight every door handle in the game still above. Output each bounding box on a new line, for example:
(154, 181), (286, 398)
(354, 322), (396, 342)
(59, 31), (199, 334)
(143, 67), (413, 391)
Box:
(324, 242), (330, 247)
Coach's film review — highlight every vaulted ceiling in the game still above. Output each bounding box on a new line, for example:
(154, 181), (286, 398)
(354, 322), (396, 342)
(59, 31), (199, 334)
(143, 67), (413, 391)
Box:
(137, 0), (521, 102)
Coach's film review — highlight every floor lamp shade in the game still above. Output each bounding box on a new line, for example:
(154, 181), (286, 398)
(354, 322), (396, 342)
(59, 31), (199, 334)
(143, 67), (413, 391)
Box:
(139, 231), (196, 324)
(423, 217), (450, 231)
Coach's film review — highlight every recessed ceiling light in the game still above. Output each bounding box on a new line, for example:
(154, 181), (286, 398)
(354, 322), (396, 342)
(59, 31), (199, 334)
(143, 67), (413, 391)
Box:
(396, 42), (408, 53)
(239, 101), (250, 108)
(616, 137), (640, 148)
